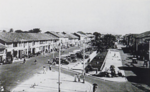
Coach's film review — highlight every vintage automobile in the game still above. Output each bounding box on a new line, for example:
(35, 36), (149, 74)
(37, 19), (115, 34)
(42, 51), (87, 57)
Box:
(53, 57), (69, 64)
(76, 52), (89, 59)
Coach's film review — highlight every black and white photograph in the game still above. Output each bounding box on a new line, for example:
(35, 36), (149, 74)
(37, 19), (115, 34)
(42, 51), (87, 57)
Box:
(0, 0), (150, 92)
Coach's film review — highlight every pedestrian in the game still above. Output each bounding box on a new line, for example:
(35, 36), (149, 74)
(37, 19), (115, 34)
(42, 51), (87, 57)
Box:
(0, 86), (4, 92)
(143, 59), (148, 68)
(77, 73), (81, 82)
(110, 65), (116, 77)
(74, 74), (77, 82)
(43, 66), (46, 74)
(23, 58), (26, 64)
(114, 53), (116, 57)
(34, 59), (37, 65)
(49, 64), (52, 70)
(48, 59), (51, 64)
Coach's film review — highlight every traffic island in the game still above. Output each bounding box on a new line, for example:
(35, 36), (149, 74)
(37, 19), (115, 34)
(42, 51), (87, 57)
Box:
(92, 49), (127, 82)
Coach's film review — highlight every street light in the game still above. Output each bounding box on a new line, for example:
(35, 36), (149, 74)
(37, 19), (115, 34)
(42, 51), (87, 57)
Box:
(52, 40), (54, 58)
(58, 40), (62, 92)
(83, 40), (85, 83)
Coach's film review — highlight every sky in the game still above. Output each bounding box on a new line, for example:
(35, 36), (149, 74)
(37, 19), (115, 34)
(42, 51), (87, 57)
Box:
(0, 0), (150, 35)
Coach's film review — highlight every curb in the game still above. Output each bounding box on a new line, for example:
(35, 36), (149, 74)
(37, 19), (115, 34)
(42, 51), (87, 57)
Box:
(87, 74), (127, 83)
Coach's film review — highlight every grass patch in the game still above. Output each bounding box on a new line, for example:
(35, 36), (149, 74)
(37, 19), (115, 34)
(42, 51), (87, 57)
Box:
(86, 50), (107, 71)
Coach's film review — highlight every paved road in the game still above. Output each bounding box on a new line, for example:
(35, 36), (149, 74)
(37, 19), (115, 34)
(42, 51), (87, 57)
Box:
(53, 66), (142, 92)
(0, 46), (79, 91)
(0, 46), (143, 92)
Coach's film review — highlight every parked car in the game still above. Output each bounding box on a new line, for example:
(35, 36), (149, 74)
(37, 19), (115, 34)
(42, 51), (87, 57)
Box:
(76, 52), (89, 59)
(53, 57), (69, 64)
(70, 54), (77, 59)
(72, 58), (77, 62)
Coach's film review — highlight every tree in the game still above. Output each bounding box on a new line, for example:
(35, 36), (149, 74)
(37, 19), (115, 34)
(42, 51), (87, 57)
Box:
(45, 31), (51, 34)
(28, 28), (41, 33)
(2, 30), (6, 32)
(24, 31), (29, 33)
(103, 34), (116, 48)
(9, 28), (13, 32)
(28, 30), (33, 33)
(93, 32), (101, 40)
(15, 30), (23, 33)
(92, 32), (103, 52)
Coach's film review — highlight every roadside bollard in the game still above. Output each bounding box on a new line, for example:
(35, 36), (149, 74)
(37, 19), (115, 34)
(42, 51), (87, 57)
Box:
(93, 83), (98, 92)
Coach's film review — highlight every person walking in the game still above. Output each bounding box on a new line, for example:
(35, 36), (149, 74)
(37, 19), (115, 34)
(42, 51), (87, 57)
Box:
(143, 59), (148, 68)
(77, 73), (81, 82)
(43, 66), (46, 74)
(34, 59), (37, 65)
(23, 58), (26, 64)
(48, 59), (50, 64)
(49, 64), (52, 70)
(74, 74), (77, 82)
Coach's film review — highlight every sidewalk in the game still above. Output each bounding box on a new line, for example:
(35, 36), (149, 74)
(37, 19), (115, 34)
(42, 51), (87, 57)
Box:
(11, 69), (92, 92)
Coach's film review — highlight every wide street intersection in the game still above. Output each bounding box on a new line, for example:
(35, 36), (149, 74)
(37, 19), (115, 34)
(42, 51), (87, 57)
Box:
(0, 46), (144, 92)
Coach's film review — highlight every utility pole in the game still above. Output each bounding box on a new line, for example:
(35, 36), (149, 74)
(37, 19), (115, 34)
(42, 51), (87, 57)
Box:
(52, 40), (54, 58)
(58, 40), (61, 92)
(83, 40), (85, 83)
(149, 41), (150, 68)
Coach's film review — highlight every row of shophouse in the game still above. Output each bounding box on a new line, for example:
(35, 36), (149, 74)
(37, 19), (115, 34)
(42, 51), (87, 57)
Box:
(123, 31), (150, 61)
(0, 31), (94, 63)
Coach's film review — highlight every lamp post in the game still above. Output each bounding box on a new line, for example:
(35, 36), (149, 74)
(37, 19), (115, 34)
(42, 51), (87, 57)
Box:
(58, 40), (61, 92)
(83, 40), (85, 83)
(52, 40), (54, 58)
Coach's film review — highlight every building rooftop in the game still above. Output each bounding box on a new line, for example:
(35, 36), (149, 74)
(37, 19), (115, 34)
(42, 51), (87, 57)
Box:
(74, 32), (87, 37)
(136, 31), (150, 38)
(0, 32), (59, 43)
(61, 32), (79, 39)
(48, 31), (64, 38)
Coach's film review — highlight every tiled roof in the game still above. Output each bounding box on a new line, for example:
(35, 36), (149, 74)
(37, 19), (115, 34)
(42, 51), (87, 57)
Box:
(57, 32), (67, 38)
(48, 31), (64, 38)
(86, 33), (94, 37)
(77, 31), (86, 35)
(124, 34), (139, 38)
(0, 32), (59, 43)
(74, 32), (87, 37)
(136, 31), (150, 38)
(64, 33), (78, 39)
(68, 33), (79, 39)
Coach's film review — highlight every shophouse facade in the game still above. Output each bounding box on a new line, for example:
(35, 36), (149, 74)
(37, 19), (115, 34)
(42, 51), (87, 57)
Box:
(0, 32), (59, 62)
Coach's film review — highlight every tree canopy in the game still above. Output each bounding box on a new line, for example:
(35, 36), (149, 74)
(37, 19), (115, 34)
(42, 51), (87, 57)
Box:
(92, 33), (116, 52)
(28, 28), (41, 33)
(93, 32), (101, 40)
(15, 30), (23, 33)
(45, 31), (51, 34)
(9, 28), (13, 33)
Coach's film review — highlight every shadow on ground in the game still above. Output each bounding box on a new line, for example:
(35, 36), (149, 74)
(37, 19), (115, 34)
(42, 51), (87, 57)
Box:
(119, 66), (150, 86)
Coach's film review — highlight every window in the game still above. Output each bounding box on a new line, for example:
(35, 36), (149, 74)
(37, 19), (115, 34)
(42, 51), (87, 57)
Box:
(32, 42), (35, 46)
(40, 41), (43, 44)
(13, 43), (17, 47)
